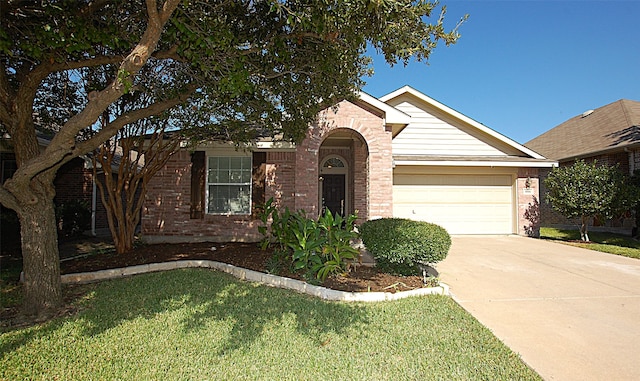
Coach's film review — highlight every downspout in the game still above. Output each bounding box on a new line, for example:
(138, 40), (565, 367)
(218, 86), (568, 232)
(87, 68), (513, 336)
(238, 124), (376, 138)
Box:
(91, 174), (97, 236)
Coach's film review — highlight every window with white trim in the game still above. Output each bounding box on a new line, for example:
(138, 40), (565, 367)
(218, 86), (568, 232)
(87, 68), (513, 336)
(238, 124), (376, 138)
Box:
(207, 155), (252, 215)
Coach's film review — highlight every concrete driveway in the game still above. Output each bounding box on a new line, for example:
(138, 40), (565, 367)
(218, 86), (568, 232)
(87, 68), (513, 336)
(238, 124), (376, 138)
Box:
(438, 236), (640, 381)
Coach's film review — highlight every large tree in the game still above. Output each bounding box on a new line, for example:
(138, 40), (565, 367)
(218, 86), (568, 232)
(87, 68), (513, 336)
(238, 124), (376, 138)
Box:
(0, 0), (465, 316)
(544, 160), (639, 241)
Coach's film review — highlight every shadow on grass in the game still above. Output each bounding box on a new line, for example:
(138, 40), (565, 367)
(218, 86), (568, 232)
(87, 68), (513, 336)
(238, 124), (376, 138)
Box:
(1, 268), (370, 357)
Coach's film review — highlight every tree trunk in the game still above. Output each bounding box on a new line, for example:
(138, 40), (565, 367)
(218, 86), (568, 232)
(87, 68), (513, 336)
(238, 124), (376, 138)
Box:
(113, 217), (135, 254)
(580, 215), (590, 242)
(19, 196), (62, 316)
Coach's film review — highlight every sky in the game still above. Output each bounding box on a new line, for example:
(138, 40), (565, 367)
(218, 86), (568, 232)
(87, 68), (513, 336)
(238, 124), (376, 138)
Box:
(362, 0), (640, 145)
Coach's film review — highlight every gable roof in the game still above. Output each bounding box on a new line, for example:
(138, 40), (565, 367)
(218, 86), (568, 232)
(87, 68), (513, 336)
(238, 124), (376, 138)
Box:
(525, 99), (640, 161)
(380, 86), (554, 167)
(358, 92), (411, 126)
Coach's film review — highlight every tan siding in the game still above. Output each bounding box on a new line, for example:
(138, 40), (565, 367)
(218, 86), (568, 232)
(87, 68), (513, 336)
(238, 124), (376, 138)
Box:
(391, 99), (509, 156)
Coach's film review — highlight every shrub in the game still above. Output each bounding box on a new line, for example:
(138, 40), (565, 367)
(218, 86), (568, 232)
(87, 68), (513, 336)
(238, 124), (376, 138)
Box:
(360, 218), (451, 275)
(55, 199), (91, 238)
(258, 198), (359, 283)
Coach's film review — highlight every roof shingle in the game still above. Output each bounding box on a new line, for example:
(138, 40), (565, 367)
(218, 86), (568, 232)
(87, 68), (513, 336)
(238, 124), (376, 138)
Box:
(525, 99), (640, 161)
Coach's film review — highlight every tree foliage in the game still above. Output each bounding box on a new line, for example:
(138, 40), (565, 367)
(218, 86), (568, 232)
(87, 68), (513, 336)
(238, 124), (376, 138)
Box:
(0, 0), (465, 315)
(544, 160), (639, 241)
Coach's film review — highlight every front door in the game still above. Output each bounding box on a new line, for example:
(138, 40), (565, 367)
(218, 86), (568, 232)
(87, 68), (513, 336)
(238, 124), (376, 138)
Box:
(322, 174), (345, 216)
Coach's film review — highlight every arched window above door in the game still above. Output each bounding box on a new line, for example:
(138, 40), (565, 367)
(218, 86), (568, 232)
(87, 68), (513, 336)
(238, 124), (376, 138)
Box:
(322, 157), (345, 168)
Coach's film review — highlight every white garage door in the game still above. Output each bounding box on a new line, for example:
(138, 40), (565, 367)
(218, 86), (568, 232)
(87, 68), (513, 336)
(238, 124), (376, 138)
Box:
(393, 173), (514, 234)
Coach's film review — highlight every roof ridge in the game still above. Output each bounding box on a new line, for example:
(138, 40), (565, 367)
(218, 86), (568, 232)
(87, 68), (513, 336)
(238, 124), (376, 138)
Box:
(619, 99), (636, 128)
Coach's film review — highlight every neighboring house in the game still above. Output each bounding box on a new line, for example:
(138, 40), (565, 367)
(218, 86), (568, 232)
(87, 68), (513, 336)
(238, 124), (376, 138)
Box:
(142, 86), (556, 243)
(525, 99), (640, 231)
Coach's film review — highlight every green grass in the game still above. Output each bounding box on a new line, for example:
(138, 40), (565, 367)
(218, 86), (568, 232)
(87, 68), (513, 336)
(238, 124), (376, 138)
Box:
(541, 227), (640, 259)
(1, 269), (541, 380)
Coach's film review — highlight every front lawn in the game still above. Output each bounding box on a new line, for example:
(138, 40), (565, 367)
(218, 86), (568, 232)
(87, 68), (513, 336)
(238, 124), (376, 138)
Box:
(1, 269), (540, 380)
(540, 227), (640, 259)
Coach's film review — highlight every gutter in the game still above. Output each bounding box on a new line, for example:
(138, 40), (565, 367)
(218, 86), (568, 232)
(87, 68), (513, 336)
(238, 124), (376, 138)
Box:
(559, 142), (640, 164)
(393, 160), (558, 168)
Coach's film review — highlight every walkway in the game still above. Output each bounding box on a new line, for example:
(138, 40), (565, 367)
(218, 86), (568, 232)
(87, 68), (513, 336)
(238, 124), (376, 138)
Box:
(438, 236), (640, 381)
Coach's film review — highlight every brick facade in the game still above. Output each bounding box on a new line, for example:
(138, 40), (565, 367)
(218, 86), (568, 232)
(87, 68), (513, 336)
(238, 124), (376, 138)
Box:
(265, 151), (296, 210)
(54, 158), (110, 231)
(0, 154), (110, 234)
(141, 98), (546, 242)
(301, 101), (393, 219)
(142, 150), (264, 242)
(142, 100), (393, 243)
(52, 159), (91, 231)
(516, 168), (541, 237)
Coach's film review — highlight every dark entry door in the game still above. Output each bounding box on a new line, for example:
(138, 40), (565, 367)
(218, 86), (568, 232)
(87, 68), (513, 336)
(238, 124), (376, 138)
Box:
(322, 174), (345, 216)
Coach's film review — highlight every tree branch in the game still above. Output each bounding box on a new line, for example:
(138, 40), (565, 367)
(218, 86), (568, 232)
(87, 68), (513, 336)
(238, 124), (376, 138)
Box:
(7, 0), (182, 187)
(49, 54), (127, 73)
(72, 84), (195, 157)
(152, 45), (180, 60)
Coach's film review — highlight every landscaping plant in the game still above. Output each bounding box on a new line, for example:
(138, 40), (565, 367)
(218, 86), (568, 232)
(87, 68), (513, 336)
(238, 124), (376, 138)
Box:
(259, 199), (359, 282)
(55, 200), (92, 238)
(544, 160), (639, 241)
(360, 218), (451, 275)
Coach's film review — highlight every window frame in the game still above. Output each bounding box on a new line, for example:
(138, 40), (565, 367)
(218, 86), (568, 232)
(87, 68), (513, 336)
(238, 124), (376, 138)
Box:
(205, 153), (253, 215)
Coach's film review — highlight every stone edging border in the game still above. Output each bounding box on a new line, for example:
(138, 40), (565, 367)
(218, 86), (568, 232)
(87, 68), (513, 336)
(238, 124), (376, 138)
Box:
(61, 259), (449, 302)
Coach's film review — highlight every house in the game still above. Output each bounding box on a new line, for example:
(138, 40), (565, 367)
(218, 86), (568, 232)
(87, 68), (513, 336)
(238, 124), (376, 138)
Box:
(141, 86), (555, 243)
(525, 99), (640, 230)
(0, 135), (110, 237)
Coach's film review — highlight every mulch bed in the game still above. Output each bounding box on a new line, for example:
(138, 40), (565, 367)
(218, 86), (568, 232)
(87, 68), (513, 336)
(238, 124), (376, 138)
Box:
(59, 241), (428, 293)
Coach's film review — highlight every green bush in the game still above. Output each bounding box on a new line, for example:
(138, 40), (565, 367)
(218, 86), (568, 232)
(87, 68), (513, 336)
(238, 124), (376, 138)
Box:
(360, 218), (451, 275)
(56, 199), (91, 238)
(258, 198), (359, 283)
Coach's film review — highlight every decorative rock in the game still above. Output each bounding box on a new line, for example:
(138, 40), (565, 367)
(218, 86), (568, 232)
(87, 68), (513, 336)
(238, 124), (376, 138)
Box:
(61, 260), (449, 302)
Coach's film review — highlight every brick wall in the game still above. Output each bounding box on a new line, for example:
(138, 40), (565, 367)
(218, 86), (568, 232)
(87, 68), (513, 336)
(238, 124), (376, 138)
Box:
(142, 150), (264, 243)
(265, 151), (296, 210)
(352, 140), (368, 221)
(142, 100), (394, 242)
(3, 154), (119, 234)
(54, 158), (109, 230)
(562, 152), (631, 174)
(297, 100), (393, 219)
(632, 149), (640, 173)
(54, 158), (92, 203)
(516, 168), (541, 237)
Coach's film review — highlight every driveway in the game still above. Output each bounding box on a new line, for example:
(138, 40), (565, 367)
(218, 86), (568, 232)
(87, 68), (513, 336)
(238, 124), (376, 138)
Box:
(438, 236), (640, 381)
